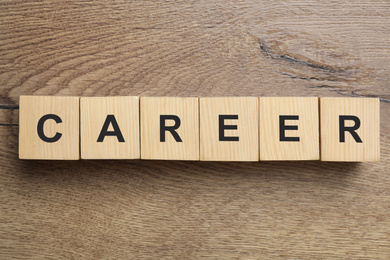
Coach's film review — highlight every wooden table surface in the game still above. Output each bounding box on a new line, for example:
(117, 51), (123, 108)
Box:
(1, 1), (389, 259)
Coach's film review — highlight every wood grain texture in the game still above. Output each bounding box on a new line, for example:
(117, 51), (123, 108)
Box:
(259, 97), (319, 161)
(1, 0), (390, 258)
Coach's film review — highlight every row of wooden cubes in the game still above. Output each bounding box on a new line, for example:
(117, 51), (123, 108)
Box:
(19, 96), (380, 161)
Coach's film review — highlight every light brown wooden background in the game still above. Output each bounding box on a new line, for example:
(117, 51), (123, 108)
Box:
(1, 0), (389, 259)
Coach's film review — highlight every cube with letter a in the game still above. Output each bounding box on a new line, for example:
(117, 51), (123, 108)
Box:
(19, 96), (80, 160)
(200, 97), (259, 161)
(259, 97), (319, 160)
(141, 97), (199, 160)
(320, 97), (380, 161)
(80, 96), (140, 159)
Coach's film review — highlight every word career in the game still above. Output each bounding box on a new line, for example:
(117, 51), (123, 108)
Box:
(19, 96), (380, 161)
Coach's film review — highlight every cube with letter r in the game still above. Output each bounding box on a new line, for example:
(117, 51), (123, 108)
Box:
(140, 97), (199, 160)
(320, 97), (380, 161)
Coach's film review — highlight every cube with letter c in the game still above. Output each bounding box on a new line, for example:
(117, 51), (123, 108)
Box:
(19, 96), (80, 160)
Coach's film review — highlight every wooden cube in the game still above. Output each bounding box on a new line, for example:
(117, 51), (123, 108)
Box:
(19, 96), (79, 160)
(259, 97), (320, 160)
(140, 97), (199, 160)
(320, 97), (380, 161)
(200, 97), (258, 161)
(80, 97), (140, 159)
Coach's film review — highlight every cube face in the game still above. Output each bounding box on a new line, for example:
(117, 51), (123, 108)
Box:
(320, 97), (380, 161)
(19, 96), (79, 160)
(80, 97), (140, 159)
(140, 97), (199, 160)
(259, 97), (319, 160)
(200, 97), (259, 161)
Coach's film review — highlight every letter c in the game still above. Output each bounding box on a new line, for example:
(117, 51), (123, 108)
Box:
(37, 114), (62, 143)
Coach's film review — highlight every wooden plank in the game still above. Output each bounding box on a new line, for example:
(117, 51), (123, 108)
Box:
(1, 0), (390, 258)
(259, 97), (320, 160)
(80, 96), (140, 159)
(19, 96), (79, 160)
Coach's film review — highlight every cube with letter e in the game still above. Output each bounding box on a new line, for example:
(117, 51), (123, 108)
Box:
(200, 97), (259, 161)
(259, 97), (319, 160)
